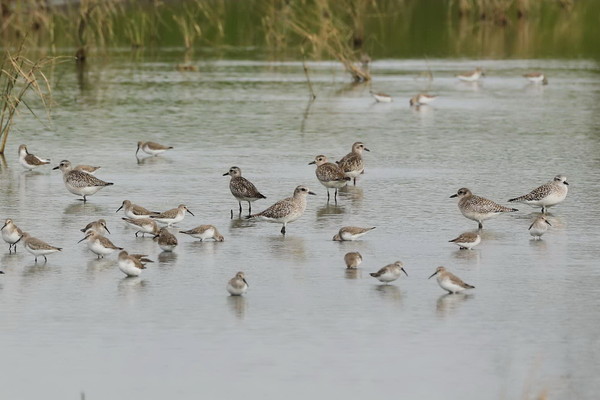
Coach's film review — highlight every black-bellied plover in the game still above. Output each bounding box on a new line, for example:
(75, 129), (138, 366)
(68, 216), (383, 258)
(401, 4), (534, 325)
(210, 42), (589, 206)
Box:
(370, 261), (407, 284)
(508, 175), (568, 214)
(227, 271), (248, 296)
(428, 266), (475, 294)
(337, 142), (369, 185)
(332, 226), (375, 241)
(180, 225), (224, 242)
(223, 166), (266, 216)
(18, 144), (50, 170)
(451, 187), (517, 229)
(308, 155), (350, 202)
(53, 160), (113, 202)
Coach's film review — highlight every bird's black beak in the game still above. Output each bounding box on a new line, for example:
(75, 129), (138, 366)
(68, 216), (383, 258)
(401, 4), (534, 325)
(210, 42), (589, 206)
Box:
(546, 220), (552, 226)
(52, 166), (59, 170)
(308, 191), (316, 195)
(401, 268), (408, 277)
(450, 194), (458, 198)
(223, 172), (230, 176)
(308, 161), (316, 165)
(364, 148), (370, 152)
(77, 236), (88, 244)
(1, 222), (7, 231)
(186, 209), (195, 216)
(564, 181), (569, 186)
(104, 226), (111, 234)
(116, 204), (123, 213)
(135, 145), (140, 157)
(428, 271), (438, 279)
(243, 278), (249, 287)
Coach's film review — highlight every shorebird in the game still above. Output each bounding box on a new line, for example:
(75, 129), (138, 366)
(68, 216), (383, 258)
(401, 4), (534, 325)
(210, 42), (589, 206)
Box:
(308, 155), (350, 202)
(332, 226), (376, 241)
(179, 225), (224, 241)
(523, 72), (548, 85)
(136, 141), (173, 157)
(451, 188), (518, 229)
(246, 185), (315, 235)
(78, 231), (123, 259)
(448, 232), (481, 250)
(457, 67), (484, 82)
(18, 144), (50, 170)
(344, 252), (362, 269)
(20, 232), (62, 263)
(370, 261), (408, 284)
(223, 166), (266, 216)
(53, 160), (113, 202)
(121, 217), (160, 237)
(429, 266), (474, 294)
(508, 175), (569, 214)
(118, 250), (147, 277)
(227, 271), (249, 296)
(74, 165), (101, 174)
(1, 218), (23, 253)
(150, 204), (194, 226)
(529, 215), (551, 240)
(337, 142), (370, 185)
(409, 93), (437, 106)
(155, 227), (178, 252)
(80, 219), (110, 235)
(370, 90), (392, 103)
(116, 200), (159, 219)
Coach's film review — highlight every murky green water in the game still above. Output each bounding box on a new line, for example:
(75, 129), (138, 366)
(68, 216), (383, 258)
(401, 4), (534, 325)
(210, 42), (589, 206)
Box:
(1, 55), (599, 399)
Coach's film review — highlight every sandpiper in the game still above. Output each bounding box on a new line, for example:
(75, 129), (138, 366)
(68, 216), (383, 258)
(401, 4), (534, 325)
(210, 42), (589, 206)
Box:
(20, 232), (62, 263)
(122, 217), (160, 237)
(136, 141), (173, 157)
(337, 142), (370, 185)
(180, 225), (224, 241)
(155, 227), (178, 252)
(457, 67), (484, 82)
(448, 232), (481, 250)
(370, 261), (408, 284)
(80, 219), (110, 235)
(18, 144), (50, 170)
(116, 200), (159, 219)
(333, 226), (376, 241)
(227, 271), (249, 296)
(309, 155), (350, 202)
(150, 204), (194, 226)
(223, 166), (266, 216)
(246, 185), (315, 235)
(74, 165), (101, 174)
(53, 160), (113, 202)
(129, 253), (154, 264)
(508, 175), (569, 214)
(118, 250), (147, 277)
(370, 90), (392, 103)
(344, 252), (362, 269)
(429, 266), (474, 294)
(529, 215), (551, 240)
(78, 231), (123, 259)
(451, 188), (518, 229)
(409, 93), (437, 106)
(1, 218), (23, 253)
(523, 72), (548, 85)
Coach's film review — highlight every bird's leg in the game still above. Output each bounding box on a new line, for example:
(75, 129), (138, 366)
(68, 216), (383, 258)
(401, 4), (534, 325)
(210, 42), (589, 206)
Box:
(334, 188), (338, 204)
(43, 255), (47, 263)
(35, 256), (38, 263)
(281, 225), (286, 235)
(238, 202), (242, 214)
(326, 189), (330, 203)
(230, 209), (233, 219)
(135, 231), (139, 237)
(353, 177), (357, 186)
(478, 222), (483, 230)
(248, 201), (252, 215)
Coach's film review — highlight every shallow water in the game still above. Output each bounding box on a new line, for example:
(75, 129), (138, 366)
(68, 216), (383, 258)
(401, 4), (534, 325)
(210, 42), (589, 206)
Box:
(1, 56), (599, 399)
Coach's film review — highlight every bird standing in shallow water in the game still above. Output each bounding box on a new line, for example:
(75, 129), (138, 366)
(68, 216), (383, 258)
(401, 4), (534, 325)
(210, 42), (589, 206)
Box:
(80, 219), (110, 235)
(227, 271), (249, 296)
(180, 225), (224, 241)
(337, 142), (369, 186)
(370, 261), (408, 284)
(78, 231), (123, 259)
(508, 175), (568, 214)
(451, 187), (517, 230)
(529, 215), (551, 240)
(53, 160), (113, 202)
(448, 232), (481, 250)
(309, 155), (350, 203)
(118, 250), (147, 277)
(2, 219), (23, 253)
(18, 144), (50, 170)
(223, 166), (266, 217)
(150, 204), (194, 226)
(429, 266), (474, 294)
(20, 232), (62, 263)
(344, 252), (362, 269)
(155, 227), (178, 252)
(136, 141), (173, 157)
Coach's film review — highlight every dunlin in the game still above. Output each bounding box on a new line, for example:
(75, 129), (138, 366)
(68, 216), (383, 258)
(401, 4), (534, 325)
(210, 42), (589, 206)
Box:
(448, 232), (481, 250)
(428, 266), (474, 294)
(308, 155), (350, 202)
(337, 142), (370, 185)
(180, 225), (224, 241)
(333, 226), (376, 241)
(116, 200), (159, 219)
(1, 218), (23, 253)
(80, 219), (110, 235)
(529, 215), (551, 240)
(155, 227), (178, 252)
(53, 160), (113, 202)
(457, 67), (484, 82)
(370, 90), (392, 103)
(523, 72), (548, 85)
(370, 261), (408, 284)
(150, 204), (194, 226)
(18, 144), (50, 170)
(136, 141), (173, 157)
(20, 232), (62, 263)
(78, 231), (123, 259)
(223, 166), (266, 216)
(344, 252), (362, 269)
(74, 165), (101, 174)
(451, 188), (518, 229)
(246, 185), (315, 235)
(227, 271), (249, 296)
(122, 217), (160, 237)
(118, 250), (147, 277)
(508, 175), (569, 214)
(409, 93), (437, 106)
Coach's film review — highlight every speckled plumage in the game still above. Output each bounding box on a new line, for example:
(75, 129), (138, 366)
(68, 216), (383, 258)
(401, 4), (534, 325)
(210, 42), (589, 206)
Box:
(80, 219), (110, 235)
(224, 166), (266, 215)
(333, 226), (376, 241)
(227, 271), (249, 296)
(122, 217), (160, 237)
(344, 252), (362, 269)
(370, 261), (407, 283)
(309, 155), (350, 202)
(247, 185), (315, 235)
(451, 187), (518, 229)
(180, 225), (224, 241)
(508, 175), (568, 213)
(18, 144), (50, 170)
(1, 218), (23, 253)
(20, 232), (62, 263)
(116, 200), (159, 219)
(337, 142), (369, 185)
(429, 266), (474, 294)
(53, 160), (113, 202)
(448, 231), (481, 250)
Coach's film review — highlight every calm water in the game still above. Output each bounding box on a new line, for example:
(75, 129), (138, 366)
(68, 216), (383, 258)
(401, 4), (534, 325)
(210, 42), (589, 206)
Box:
(1, 55), (599, 399)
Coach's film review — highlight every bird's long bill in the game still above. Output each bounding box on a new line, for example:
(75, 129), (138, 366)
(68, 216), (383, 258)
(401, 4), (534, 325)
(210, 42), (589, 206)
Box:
(428, 270), (438, 279)
(13, 235), (23, 245)
(308, 161), (316, 165)
(186, 209), (195, 216)
(115, 204), (124, 213)
(222, 172), (230, 176)
(77, 236), (88, 244)
(52, 165), (59, 170)
(243, 278), (249, 287)
(564, 181), (569, 186)
(364, 148), (370, 152)
(308, 191), (317, 196)
(401, 268), (408, 277)
(449, 194), (458, 198)
(135, 145), (141, 157)
(546, 220), (552, 226)
(1, 222), (7, 231)
(104, 226), (111, 234)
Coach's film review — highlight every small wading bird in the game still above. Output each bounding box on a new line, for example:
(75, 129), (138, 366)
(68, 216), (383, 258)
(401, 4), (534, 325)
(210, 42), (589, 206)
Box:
(136, 141), (173, 157)
(53, 160), (113, 202)
(428, 266), (474, 294)
(309, 155), (350, 203)
(508, 175), (568, 214)
(18, 144), (50, 170)
(370, 261), (408, 284)
(223, 166), (266, 217)
(227, 271), (249, 296)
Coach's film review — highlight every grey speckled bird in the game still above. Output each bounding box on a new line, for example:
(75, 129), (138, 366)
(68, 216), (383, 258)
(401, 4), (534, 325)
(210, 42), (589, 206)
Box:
(223, 166), (266, 217)
(53, 160), (113, 202)
(508, 175), (568, 214)
(451, 188), (517, 230)
(246, 185), (315, 235)
(336, 142), (369, 185)
(309, 155), (350, 203)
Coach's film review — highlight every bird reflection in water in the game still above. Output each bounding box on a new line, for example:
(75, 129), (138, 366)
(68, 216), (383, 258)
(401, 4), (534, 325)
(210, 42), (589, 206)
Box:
(436, 293), (472, 318)
(227, 295), (247, 320)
